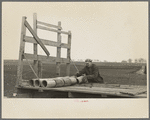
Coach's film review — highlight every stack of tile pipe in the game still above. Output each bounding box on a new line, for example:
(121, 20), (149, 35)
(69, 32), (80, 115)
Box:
(28, 76), (85, 88)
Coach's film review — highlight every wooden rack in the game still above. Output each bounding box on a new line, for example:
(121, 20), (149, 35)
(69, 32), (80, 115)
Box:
(16, 13), (72, 86)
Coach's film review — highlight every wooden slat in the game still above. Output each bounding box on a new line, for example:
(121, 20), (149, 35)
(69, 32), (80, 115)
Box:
(33, 13), (38, 55)
(33, 13), (39, 77)
(66, 31), (71, 76)
(66, 64), (70, 76)
(74, 83), (120, 88)
(37, 20), (62, 30)
(68, 92), (103, 98)
(18, 86), (147, 98)
(62, 86), (127, 93)
(37, 25), (69, 35)
(61, 30), (70, 35)
(17, 17), (27, 86)
(120, 85), (146, 89)
(24, 20), (50, 56)
(54, 86), (146, 97)
(23, 53), (69, 63)
(24, 36), (70, 49)
(69, 86), (147, 96)
(56, 21), (61, 76)
(119, 88), (147, 96)
(38, 61), (42, 77)
(33, 13), (42, 78)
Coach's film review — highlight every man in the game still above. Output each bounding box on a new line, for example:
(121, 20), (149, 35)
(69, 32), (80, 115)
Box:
(75, 59), (104, 83)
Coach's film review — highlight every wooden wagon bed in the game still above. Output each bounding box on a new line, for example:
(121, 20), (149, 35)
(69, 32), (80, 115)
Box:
(16, 83), (147, 98)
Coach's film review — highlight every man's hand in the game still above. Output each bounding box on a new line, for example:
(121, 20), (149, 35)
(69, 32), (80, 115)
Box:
(82, 74), (88, 83)
(76, 72), (79, 74)
(76, 72), (80, 77)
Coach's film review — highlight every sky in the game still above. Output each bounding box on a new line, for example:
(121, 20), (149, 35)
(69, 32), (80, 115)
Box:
(2, 2), (148, 62)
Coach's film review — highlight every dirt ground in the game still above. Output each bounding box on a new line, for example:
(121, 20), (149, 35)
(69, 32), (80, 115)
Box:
(4, 61), (147, 97)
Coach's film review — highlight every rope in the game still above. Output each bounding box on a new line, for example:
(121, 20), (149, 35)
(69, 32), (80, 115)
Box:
(69, 57), (79, 72)
(22, 70), (32, 76)
(23, 54), (39, 79)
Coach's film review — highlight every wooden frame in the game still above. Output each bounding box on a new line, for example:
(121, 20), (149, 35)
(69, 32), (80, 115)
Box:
(16, 13), (71, 86)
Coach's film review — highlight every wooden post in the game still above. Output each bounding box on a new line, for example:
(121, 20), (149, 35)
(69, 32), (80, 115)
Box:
(33, 13), (42, 78)
(56, 21), (61, 76)
(66, 31), (71, 76)
(16, 17), (27, 86)
(33, 13), (38, 77)
(38, 61), (42, 77)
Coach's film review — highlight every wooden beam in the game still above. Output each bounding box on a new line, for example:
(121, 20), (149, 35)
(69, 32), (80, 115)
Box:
(56, 21), (61, 76)
(33, 13), (37, 55)
(24, 20), (50, 56)
(17, 86), (147, 98)
(37, 20), (62, 30)
(37, 25), (69, 35)
(33, 13), (39, 77)
(23, 53), (69, 63)
(24, 36), (70, 49)
(61, 30), (70, 35)
(33, 13), (42, 78)
(16, 16), (27, 86)
(38, 61), (42, 78)
(68, 92), (102, 98)
(66, 31), (71, 76)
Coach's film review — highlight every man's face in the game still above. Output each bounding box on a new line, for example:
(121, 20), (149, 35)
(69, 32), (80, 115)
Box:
(85, 62), (92, 67)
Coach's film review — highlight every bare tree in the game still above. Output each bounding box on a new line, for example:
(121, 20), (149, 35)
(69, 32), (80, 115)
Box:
(135, 59), (138, 63)
(138, 58), (144, 63)
(128, 58), (132, 63)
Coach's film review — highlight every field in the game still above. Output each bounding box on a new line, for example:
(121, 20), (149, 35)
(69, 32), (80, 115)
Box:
(4, 60), (147, 97)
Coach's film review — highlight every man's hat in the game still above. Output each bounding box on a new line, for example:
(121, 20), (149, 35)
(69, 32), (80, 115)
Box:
(85, 59), (92, 62)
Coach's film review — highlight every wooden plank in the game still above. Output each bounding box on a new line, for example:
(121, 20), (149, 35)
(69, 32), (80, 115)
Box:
(33, 13), (42, 78)
(61, 30), (70, 35)
(37, 20), (62, 30)
(68, 92), (102, 98)
(18, 86), (146, 98)
(42, 85), (145, 97)
(16, 17), (27, 86)
(37, 25), (69, 35)
(38, 61), (42, 77)
(24, 36), (70, 49)
(70, 86), (147, 96)
(33, 13), (39, 77)
(74, 83), (120, 88)
(23, 53), (70, 63)
(18, 86), (117, 95)
(119, 88), (147, 96)
(61, 86), (124, 93)
(56, 21), (61, 76)
(66, 63), (70, 76)
(120, 85), (146, 89)
(61, 87), (147, 98)
(24, 20), (50, 56)
(56, 62), (61, 75)
(66, 31), (71, 76)
(68, 86), (132, 92)
(135, 93), (147, 97)
(13, 93), (33, 98)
